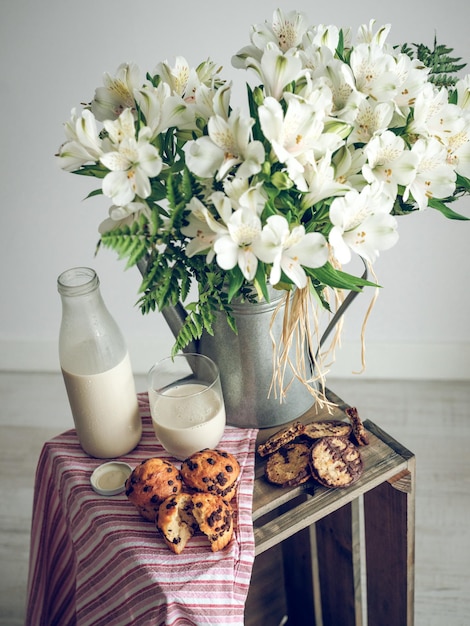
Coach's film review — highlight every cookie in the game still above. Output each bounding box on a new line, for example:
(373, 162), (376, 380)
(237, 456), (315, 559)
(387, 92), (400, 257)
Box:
(125, 457), (183, 522)
(257, 421), (305, 457)
(157, 493), (198, 554)
(191, 492), (234, 552)
(265, 442), (312, 488)
(303, 420), (352, 440)
(180, 449), (240, 501)
(345, 407), (370, 446)
(309, 436), (363, 488)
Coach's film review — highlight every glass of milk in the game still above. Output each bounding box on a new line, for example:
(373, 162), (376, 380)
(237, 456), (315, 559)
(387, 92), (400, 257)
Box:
(148, 353), (226, 460)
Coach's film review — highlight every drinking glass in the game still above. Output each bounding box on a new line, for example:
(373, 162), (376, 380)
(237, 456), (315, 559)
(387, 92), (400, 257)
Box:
(147, 353), (226, 460)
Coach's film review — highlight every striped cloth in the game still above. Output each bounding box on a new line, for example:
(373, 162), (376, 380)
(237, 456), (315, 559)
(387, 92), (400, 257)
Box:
(26, 393), (258, 626)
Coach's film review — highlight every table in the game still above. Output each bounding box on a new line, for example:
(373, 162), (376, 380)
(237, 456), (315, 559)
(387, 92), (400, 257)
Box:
(26, 389), (415, 626)
(26, 394), (258, 626)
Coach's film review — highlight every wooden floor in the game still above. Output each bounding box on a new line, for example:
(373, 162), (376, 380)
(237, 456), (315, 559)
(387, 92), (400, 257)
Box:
(1, 373), (469, 626)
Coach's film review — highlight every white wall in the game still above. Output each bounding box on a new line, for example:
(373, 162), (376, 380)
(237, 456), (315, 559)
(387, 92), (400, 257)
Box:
(1, 0), (469, 379)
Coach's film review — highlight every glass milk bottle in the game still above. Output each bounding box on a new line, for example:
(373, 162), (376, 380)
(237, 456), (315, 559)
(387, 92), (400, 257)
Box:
(57, 267), (142, 458)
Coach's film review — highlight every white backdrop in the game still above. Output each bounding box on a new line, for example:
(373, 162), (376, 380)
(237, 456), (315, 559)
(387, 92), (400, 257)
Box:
(1, 0), (469, 379)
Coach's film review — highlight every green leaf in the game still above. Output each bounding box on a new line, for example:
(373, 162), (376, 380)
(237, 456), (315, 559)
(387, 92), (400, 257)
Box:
(73, 164), (108, 179)
(226, 268), (245, 302)
(85, 188), (103, 199)
(427, 198), (470, 220)
(254, 262), (270, 302)
(307, 262), (379, 291)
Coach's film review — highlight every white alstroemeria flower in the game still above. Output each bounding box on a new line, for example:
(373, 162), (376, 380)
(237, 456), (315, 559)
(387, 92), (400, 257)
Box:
(213, 209), (262, 280)
(253, 215), (328, 288)
(222, 180), (267, 215)
(103, 108), (136, 145)
(181, 197), (218, 261)
(259, 95), (325, 174)
(210, 191), (234, 226)
(446, 122), (470, 178)
(98, 201), (152, 235)
(135, 82), (193, 138)
(300, 154), (351, 209)
(58, 109), (103, 171)
(299, 41), (333, 73)
(349, 44), (398, 103)
(91, 63), (142, 122)
(194, 81), (232, 123)
(410, 84), (463, 139)
(332, 145), (367, 190)
(392, 54), (430, 111)
(98, 213), (135, 235)
(157, 56), (218, 94)
(303, 24), (341, 53)
(100, 127), (162, 206)
(239, 43), (303, 101)
(184, 110), (265, 180)
(109, 200), (149, 220)
(404, 138), (457, 209)
(155, 56), (191, 97)
(329, 184), (398, 264)
(313, 58), (365, 123)
(233, 8), (307, 63)
(269, 8), (308, 51)
(356, 20), (391, 47)
(152, 57), (229, 127)
(456, 75), (470, 111)
(348, 100), (394, 144)
(363, 130), (418, 200)
(260, 45), (304, 100)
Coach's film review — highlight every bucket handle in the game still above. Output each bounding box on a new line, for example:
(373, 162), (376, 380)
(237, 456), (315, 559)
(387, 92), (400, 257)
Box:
(315, 258), (368, 360)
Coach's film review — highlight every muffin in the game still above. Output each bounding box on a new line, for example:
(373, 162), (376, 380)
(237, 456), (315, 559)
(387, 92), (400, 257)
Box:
(157, 493), (198, 554)
(157, 492), (234, 553)
(191, 492), (234, 552)
(125, 457), (183, 521)
(180, 449), (240, 501)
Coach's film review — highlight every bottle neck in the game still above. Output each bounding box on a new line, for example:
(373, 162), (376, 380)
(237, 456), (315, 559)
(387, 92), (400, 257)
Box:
(57, 267), (127, 373)
(57, 267), (99, 297)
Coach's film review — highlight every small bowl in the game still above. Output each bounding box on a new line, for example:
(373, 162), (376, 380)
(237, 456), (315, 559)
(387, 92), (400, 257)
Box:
(90, 461), (133, 496)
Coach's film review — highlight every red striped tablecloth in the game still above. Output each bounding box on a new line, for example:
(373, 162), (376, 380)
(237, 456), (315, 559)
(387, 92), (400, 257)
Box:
(26, 393), (258, 626)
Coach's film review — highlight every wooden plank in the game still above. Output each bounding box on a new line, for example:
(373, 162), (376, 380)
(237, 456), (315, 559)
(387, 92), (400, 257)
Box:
(282, 527), (316, 625)
(245, 544), (287, 626)
(316, 503), (356, 626)
(363, 458), (416, 626)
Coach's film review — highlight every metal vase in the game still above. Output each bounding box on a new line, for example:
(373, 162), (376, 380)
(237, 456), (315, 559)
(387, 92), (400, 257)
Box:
(199, 292), (316, 429)
(140, 260), (366, 429)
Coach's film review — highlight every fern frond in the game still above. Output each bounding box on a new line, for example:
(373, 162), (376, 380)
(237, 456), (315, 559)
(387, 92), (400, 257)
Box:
(100, 216), (149, 269)
(400, 37), (466, 88)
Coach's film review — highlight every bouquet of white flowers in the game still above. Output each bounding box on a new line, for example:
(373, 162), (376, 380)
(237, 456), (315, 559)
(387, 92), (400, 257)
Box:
(57, 9), (470, 360)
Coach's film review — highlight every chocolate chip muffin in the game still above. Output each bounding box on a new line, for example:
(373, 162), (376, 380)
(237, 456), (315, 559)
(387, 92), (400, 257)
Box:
(157, 492), (234, 553)
(157, 493), (198, 554)
(180, 449), (240, 501)
(191, 492), (234, 552)
(125, 457), (183, 521)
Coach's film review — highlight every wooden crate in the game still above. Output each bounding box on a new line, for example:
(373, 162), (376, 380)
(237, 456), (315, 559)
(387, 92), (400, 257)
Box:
(245, 389), (415, 626)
